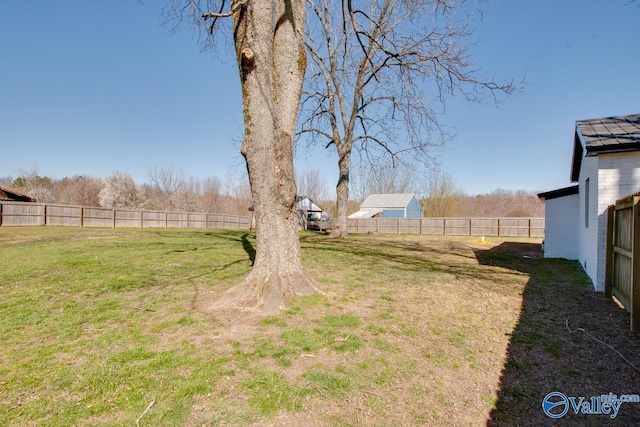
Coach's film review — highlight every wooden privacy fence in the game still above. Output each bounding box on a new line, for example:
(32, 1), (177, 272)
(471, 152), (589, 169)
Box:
(0, 201), (250, 230)
(347, 217), (544, 237)
(1, 201), (542, 237)
(605, 193), (640, 331)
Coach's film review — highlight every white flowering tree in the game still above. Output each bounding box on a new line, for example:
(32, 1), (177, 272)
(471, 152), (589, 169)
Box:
(98, 171), (141, 208)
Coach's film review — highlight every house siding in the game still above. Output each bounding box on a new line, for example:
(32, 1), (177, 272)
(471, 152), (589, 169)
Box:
(574, 152), (640, 291)
(543, 193), (579, 259)
(382, 209), (405, 218)
(577, 156), (599, 289)
(405, 197), (422, 218)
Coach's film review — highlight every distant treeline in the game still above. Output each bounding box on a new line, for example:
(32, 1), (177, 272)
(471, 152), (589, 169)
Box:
(2, 167), (544, 219)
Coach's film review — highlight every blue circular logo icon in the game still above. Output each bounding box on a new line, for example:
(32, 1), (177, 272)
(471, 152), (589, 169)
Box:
(542, 392), (569, 419)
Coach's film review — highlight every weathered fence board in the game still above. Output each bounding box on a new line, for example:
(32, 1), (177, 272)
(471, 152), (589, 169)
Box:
(1, 201), (538, 237)
(0, 202), (250, 231)
(605, 194), (640, 331)
(346, 217), (544, 237)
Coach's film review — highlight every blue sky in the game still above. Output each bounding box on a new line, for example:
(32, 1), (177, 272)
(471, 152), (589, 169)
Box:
(1, 1), (639, 196)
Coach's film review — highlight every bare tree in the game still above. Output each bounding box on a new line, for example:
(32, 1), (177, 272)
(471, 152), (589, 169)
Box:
(454, 189), (544, 218)
(55, 176), (103, 206)
(200, 176), (223, 212)
(165, 0), (319, 314)
(170, 176), (201, 212)
(299, 0), (518, 237)
(14, 167), (55, 202)
(222, 171), (253, 215)
(146, 164), (187, 210)
(296, 167), (328, 203)
(0, 176), (13, 188)
(352, 159), (417, 198)
(421, 168), (462, 217)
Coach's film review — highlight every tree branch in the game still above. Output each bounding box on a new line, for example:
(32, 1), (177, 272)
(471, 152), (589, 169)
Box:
(202, 0), (247, 23)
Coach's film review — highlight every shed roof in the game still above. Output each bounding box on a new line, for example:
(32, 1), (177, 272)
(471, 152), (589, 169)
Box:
(348, 208), (382, 219)
(360, 193), (416, 209)
(296, 196), (324, 212)
(571, 114), (640, 181)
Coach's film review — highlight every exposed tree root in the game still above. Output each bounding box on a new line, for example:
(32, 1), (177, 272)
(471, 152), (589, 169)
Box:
(206, 267), (320, 316)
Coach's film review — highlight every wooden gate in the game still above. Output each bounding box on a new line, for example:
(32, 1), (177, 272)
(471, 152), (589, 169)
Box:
(605, 194), (640, 330)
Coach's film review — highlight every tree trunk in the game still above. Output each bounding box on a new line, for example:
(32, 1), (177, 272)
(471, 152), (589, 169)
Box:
(208, 0), (318, 315)
(331, 148), (351, 238)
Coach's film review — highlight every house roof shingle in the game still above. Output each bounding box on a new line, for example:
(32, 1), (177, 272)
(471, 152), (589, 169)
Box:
(571, 113), (640, 182)
(576, 114), (640, 152)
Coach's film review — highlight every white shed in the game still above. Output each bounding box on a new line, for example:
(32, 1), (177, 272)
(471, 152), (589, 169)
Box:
(349, 193), (422, 219)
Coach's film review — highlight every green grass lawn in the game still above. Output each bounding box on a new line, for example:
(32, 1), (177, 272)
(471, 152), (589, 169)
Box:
(1, 227), (639, 426)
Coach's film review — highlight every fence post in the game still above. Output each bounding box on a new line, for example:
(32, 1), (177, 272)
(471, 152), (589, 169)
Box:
(113, 209), (116, 228)
(498, 218), (501, 237)
(140, 210), (144, 229)
(0, 202), (3, 227)
(397, 218), (400, 234)
(528, 218), (531, 238)
(604, 205), (615, 299)
(468, 219), (472, 236)
(632, 197), (640, 331)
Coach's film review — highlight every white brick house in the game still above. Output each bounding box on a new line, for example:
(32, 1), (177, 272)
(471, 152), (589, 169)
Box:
(538, 114), (640, 291)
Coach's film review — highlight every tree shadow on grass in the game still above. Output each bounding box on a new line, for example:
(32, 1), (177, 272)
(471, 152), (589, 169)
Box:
(202, 230), (256, 265)
(477, 242), (640, 426)
(240, 233), (256, 265)
(299, 233), (508, 284)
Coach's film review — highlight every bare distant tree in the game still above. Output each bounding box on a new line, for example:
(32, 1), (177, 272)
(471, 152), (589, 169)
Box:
(457, 189), (544, 218)
(349, 158), (423, 203)
(200, 176), (223, 212)
(164, 0), (319, 314)
(299, 0), (518, 237)
(99, 171), (141, 208)
(219, 171), (252, 215)
(296, 167), (328, 203)
(421, 168), (462, 217)
(170, 176), (202, 212)
(146, 164), (187, 210)
(55, 176), (103, 206)
(14, 167), (55, 202)
(0, 176), (13, 188)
